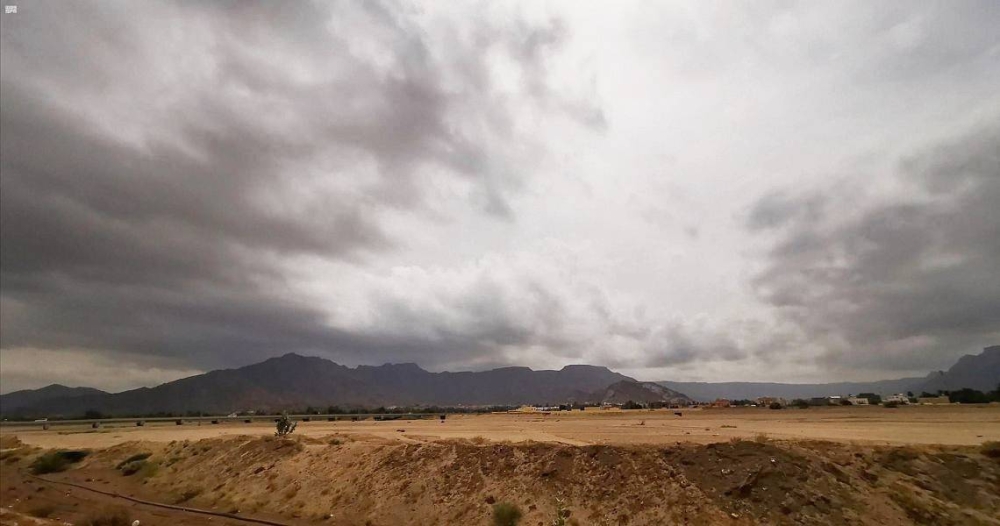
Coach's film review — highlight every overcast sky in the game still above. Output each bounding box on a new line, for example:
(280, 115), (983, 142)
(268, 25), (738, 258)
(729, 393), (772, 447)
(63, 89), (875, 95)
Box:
(2, 0), (998, 393)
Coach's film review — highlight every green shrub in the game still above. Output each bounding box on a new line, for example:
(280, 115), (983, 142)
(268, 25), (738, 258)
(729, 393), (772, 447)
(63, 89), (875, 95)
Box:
(981, 441), (1000, 458)
(115, 452), (152, 469)
(492, 502), (522, 526)
(30, 450), (89, 474)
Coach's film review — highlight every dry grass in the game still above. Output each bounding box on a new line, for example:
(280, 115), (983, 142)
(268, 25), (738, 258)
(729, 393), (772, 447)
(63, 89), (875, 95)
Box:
(491, 502), (522, 526)
(80, 507), (131, 526)
(28, 504), (56, 518)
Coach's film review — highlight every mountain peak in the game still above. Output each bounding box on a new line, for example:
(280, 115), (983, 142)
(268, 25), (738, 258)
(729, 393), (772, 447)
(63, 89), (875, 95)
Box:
(561, 364), (611, 372)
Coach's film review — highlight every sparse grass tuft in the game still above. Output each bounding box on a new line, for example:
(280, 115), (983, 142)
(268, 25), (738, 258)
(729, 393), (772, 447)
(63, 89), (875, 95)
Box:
(754, 433), (769, 444)
(471, 436), (488, 445)
(30, 450), (89, 474)
(115, 452), (151, 469)
(492, 502), (522, 526)
(551, 498), (570, 526)
(80, 507), (131, 526)
(175, 488), (202, 503)
(981, 441), (1000, 458)
(120, 459), (158, 477)
(28, 504), (56, 518)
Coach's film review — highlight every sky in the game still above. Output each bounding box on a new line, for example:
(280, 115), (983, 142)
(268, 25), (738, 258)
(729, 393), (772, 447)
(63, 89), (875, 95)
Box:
(1, 0), (998, 394)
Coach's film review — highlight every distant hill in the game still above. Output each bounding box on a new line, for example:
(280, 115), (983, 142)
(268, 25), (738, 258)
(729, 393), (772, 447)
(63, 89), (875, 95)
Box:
(589, 380), (694, 406)
(0, 384), (108, 413)
(917, 345), (1000, 393)
(2, 353), (633, 417)
(658, 345), (999, 402)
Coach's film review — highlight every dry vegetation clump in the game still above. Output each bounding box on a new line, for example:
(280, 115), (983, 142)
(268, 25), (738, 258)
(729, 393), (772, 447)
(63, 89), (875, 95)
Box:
(0, 435), (24, 449)
(30, 449), (89, 474)
(80, 507), (131, 526)
(470, 436), (488, 445)
(115, 452), (151, 469)
(492, 502), (522, 526)
(28, 504), (56, 518)
(981, 441), (1000, 458)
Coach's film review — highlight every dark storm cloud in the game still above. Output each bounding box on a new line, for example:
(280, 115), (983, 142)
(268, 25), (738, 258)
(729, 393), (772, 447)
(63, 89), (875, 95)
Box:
(749, 121), (1000, 372)
(0, 0), (595, 371)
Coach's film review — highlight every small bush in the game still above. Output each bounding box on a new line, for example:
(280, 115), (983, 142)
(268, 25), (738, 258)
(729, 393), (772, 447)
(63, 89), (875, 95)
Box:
(768, 402), (783, 410)
(175, 488), (202, 503)
(754, 433), (769, 443)
(981, 441), (1000, 458)
(80, 507), (131, 526)
(275, 412), (297, 437)
(492, 502), (522, 526)
(115, 452), (152, 469)
(120, 459), (158, 477)
(30, 450), (89, 474)
(29, 504), (56, 518)
(470, 436), (488, 445)
(884, 401), (900, 408)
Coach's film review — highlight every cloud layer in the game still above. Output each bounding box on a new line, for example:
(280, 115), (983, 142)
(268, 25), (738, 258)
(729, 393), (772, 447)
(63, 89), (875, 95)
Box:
(1, 1), (997, 392)
(749, 122), (1000, 373)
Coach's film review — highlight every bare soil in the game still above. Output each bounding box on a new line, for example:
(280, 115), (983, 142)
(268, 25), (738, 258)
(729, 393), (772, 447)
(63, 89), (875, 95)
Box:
(2, 406), (999, 525)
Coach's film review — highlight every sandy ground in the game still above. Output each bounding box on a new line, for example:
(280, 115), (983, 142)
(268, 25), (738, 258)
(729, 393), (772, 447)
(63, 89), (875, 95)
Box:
(3, 405), (999, 450)
(2, 406), (1000, 525)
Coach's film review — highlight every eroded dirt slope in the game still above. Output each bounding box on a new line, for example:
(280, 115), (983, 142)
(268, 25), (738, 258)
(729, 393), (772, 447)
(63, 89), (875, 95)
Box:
(3, 434), (999, 525)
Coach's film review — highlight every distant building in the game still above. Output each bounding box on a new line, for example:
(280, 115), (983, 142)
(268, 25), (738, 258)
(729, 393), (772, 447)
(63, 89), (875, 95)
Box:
(711, 399), (731, 408)
(755, 397), (788, 407)
(884, 393), (910, 404)
(847, 397), (869, 405)
(917, 396), (950, 405)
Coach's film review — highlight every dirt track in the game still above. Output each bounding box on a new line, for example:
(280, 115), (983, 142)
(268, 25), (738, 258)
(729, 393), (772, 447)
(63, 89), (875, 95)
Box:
(4, 405), (999, 450)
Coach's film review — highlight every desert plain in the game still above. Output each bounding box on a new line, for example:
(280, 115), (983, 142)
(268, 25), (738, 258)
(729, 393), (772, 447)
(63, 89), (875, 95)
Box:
(2, 405), (999, 525)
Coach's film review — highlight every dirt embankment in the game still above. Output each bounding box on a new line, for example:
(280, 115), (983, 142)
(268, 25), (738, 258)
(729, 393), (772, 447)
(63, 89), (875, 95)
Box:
(2, 435), (1000, 525)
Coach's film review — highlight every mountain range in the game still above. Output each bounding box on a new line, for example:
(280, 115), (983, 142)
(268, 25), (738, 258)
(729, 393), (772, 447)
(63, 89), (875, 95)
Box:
(0, 353), (635, 417)
(2, 346), (996, 417)
(658, 345), (999, 402)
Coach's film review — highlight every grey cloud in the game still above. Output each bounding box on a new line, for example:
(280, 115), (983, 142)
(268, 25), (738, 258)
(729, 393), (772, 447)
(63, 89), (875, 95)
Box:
(0, 0), (598, 372)
(750, 121), (1000, 373)
(641, 322), (745, 368)
(746, 191), (826, 231)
